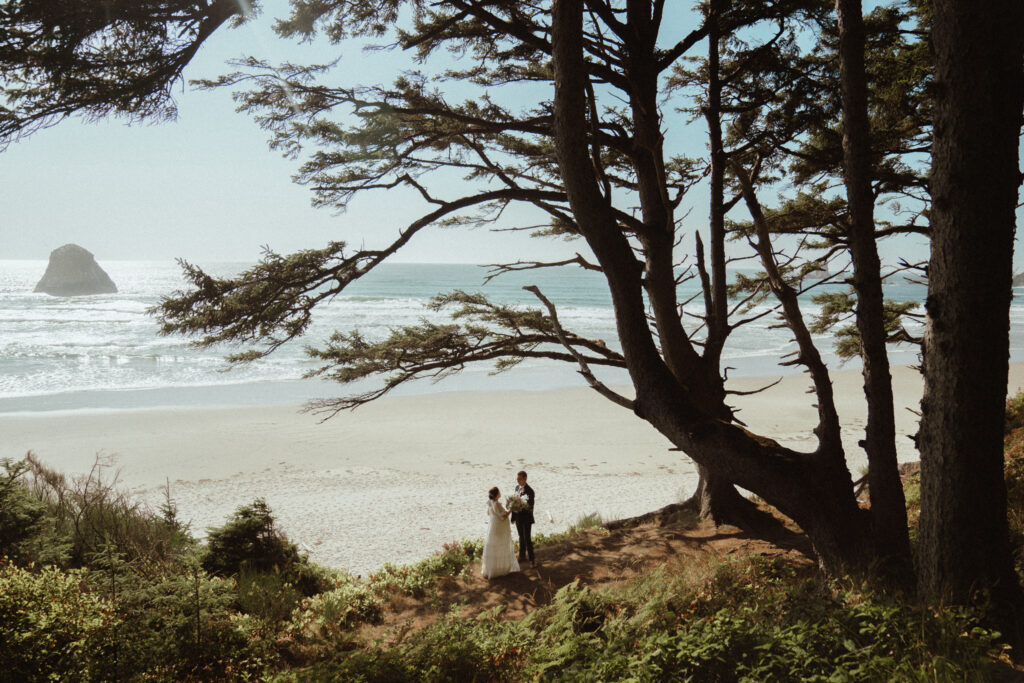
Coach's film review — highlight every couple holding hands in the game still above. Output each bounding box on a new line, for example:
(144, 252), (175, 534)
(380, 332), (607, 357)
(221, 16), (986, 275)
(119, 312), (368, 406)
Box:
(481, 470), (536, 579)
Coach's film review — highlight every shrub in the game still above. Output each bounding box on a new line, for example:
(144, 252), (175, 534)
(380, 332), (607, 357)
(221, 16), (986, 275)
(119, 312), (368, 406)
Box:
(22, 453), (190, 573)
(84, 556), (273, 681)
(1005, 390), (1024, 434)
(567, 512), (604, 534)
(0, 561), (115, 681)
(289, 605), (528, 682)
(0, 458), (66, 565)
(203, 498), (328, 597)
(237, 566), (303, 624)
(291, 579), (385, 634)
(513, 557), (1010, 682)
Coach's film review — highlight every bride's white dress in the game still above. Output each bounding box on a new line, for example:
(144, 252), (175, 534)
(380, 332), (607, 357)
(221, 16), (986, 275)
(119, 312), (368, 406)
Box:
(481, 499), (520, 579)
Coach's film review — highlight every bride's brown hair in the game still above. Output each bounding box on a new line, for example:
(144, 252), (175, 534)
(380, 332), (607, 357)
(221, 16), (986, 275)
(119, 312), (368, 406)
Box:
(488, 487), (500, 500)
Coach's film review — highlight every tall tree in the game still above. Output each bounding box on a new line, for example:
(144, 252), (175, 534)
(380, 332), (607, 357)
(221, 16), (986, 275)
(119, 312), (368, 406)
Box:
(917, 0), (1024, 648)
(833, 0), (910, 576)
(158, 0), (883, 573)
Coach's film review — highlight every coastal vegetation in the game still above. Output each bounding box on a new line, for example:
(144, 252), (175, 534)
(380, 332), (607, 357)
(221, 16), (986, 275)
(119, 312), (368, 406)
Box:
(3, 395), (1024, 679)
(3, 0), (1024, 672)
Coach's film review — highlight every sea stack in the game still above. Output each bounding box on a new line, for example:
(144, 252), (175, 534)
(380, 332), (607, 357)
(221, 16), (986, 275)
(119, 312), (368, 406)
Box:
(34, 244), (118, 296)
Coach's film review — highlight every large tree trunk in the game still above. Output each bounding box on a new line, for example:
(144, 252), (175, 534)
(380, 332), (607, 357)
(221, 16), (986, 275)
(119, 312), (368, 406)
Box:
(918, 0), (1024, 651)
(552, 0), (869, 576)
(624, 0), (755, 531)
(833, 0), (911, 579)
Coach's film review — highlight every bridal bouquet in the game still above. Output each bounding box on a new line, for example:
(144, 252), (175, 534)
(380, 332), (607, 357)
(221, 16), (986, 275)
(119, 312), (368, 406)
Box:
(505, 493), (526, 513)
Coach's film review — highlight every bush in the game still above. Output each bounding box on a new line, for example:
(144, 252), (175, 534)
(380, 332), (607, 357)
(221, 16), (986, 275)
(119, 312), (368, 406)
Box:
(291, 578), (385, 634)
(1005, 390), (1024, 434)
(21, 453), (190, 573)
(0, 458), (66, 566)
(237, 566), (303, 624)
(289, 606), (528, 682)
(203, 498), (328, 598)
(83, 555), (272, 681)
(515, 557), (1010, 682)
(0, 562), (114, 681)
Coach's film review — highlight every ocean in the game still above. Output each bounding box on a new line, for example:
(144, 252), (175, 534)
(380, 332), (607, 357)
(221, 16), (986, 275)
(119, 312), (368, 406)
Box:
(2, 258), (1016, 414)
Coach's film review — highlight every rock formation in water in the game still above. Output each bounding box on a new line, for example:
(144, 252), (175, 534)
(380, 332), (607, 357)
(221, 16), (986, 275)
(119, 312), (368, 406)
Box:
(34, 244), (118, 296)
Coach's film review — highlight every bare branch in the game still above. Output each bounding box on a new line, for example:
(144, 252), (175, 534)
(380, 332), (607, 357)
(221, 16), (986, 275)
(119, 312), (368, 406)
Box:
(524, 285), (634, 409)
(725, 376), (784, 396)
(482, 254), (603, 284)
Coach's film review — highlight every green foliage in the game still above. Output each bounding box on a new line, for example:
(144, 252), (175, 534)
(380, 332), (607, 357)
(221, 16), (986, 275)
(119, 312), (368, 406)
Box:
(0, 0), (249, 146)
(365, 538), (484, 599)
(0, 562), (115, 681)
(810, 290), (920, 360)
(237, 567), (303, 624)
(0, 458), (65, 565)
(290, 605), (529, 683)
(291, 577), (386, 633)
(1005, 391), (1024, 434)
(2, 452), (1016, 681)
(22, 453), (191, 573)
(567, 512), (605, 534)
(202, 498), (328, 598)
(284, 556), (1012, 681)
(531, 513), (608, 549)
(302, 290), (624, 410)
(97, 561), (266, 680)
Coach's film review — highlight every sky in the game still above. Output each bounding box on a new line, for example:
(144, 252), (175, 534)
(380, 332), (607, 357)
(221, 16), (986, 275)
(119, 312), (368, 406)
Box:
(1, 0), (595, 264)
(0, 1), (1002, 271)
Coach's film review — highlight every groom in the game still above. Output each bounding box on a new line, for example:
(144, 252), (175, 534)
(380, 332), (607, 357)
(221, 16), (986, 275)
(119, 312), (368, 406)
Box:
(511, 470), (536, 567)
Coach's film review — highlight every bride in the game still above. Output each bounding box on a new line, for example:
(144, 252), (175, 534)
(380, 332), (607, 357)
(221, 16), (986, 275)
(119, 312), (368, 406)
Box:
(481, 487), (521, 579)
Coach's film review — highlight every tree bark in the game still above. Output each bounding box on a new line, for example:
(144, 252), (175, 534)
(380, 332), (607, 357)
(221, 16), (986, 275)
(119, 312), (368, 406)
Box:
(552, 0), (868, 576)
(623, 0), (753, 530)
(834, 0), (911, 579)
(918, 0), (1024, 651)
(704, 0), (729, 368)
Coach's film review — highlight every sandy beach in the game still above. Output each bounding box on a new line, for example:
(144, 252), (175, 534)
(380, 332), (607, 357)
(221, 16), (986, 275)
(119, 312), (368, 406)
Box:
(4, 364), (1024, 574)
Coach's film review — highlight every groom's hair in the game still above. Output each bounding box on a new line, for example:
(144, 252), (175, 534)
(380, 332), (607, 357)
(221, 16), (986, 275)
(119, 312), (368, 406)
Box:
(488, 487), (500, 500)
(517, 470), (528, 480)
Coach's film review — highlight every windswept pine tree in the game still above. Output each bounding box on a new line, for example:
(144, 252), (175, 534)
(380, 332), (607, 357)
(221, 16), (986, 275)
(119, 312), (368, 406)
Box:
(150, 0), (930, 576)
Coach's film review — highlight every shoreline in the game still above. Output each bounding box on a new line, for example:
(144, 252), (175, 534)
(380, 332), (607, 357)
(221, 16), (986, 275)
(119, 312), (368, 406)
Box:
(3, 364), (1023, 574)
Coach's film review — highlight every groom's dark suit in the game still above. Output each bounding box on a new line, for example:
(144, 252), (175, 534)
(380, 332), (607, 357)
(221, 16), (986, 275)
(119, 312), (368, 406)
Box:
(511, 483), (535, 562)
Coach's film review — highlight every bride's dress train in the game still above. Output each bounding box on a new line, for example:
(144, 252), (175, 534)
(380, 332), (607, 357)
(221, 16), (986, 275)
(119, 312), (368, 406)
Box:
(481, 499), (520, 579)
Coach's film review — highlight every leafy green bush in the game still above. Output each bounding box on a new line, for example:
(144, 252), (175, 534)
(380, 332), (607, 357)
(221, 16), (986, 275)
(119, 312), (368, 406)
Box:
(288, 606), (529, 682)
(363, 539), (483, 599)
(0, 562), (114, 681)
(288, 556), (1012, 681)
(291, 579), (385, 633)
(84, 556), (274, 681)
(237, 566), (303, 624)
(516, 557), (1009, 682)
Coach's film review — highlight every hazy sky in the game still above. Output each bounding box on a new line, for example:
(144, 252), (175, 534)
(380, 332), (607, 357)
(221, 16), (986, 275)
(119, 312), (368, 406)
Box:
(1, 1), (595, 264)
(0, 2), (1007, 271)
